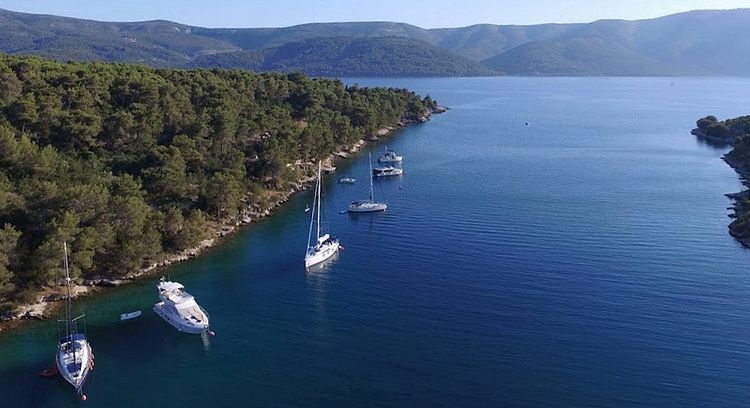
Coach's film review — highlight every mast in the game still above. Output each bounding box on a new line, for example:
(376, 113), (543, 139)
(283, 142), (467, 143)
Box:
(368, 152), (374, 203)
(63, 242), (72, 341)
(316, 161), (322, 240)
(306, 163), (318, 253)
(63, 242), (78, 373)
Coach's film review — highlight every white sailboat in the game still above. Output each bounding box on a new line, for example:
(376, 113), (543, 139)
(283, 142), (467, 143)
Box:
(56, 242), (94, 400)
(305, 161), (340, 268)
(348, 153), (388, 213)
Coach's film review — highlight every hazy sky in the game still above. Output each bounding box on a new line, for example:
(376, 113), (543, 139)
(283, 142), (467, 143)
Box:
(1, 0), (749, 28)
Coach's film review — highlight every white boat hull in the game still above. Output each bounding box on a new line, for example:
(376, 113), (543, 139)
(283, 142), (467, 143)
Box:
(347, 202), (387, 213)
(153, 302), (209, 334)
(56, 337), (93, 394)
(373, 169), (403, 177)
(120, 311), (142, 321)
(305, 241), (340, 268)
(378, 157), (402, 163)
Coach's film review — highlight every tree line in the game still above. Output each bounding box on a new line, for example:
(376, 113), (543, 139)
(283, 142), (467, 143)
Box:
(0, 54), (437, 310)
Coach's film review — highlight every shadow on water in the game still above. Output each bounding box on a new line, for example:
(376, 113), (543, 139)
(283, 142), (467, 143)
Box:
(694, 134), (733, 150)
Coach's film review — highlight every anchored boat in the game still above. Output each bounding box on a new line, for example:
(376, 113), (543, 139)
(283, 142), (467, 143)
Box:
(373, 166), (403, 177)
(377, 147), (403, 163)
(153, 279), (210, 334)
(120, 310), (142, 321)
(348, 153), (388, 213)
(305, 161), (340, 269)
(56, 242), (94, 400)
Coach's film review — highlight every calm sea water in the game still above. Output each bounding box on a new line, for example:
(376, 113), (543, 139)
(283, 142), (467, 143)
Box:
(2, 77), (750, 407)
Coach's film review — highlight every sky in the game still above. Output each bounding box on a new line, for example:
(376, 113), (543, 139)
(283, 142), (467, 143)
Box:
(0, 0), (749, 28)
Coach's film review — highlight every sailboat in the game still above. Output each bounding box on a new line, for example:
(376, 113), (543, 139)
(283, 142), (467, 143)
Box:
(56, 242), (94, 400)
(305, 161), (341, 269)
(347, 153), (388, 213)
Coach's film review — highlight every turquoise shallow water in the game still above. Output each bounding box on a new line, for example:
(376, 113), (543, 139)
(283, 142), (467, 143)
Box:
(2, 77), (750, 407)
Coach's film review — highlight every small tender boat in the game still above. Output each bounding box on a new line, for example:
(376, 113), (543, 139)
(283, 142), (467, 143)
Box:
(348, 153), (387, 213)
(153, 280), (210, 334)
(373, 166), (403, 177)
(120, 310), (142, 321)
(378, 147), (403, 163)
(305, 161), (340, 269)
(56, 242), (94, 400)
(339, 177), (356, 184)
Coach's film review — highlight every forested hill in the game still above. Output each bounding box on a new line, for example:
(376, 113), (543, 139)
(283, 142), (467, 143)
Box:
(0, 8), (493, 77)
(0, 54), (438, 309)
(5, 7), (750, 76)
(190, 37), (495, 77)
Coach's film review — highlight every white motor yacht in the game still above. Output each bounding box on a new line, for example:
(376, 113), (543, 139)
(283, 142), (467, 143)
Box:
(378, 147), (403, 163)
(153, 280), (210, 334)
(373, 166), (403, 177)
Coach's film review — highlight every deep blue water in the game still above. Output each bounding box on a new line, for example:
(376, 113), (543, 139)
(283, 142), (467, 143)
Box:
(1, 77), (750, 407)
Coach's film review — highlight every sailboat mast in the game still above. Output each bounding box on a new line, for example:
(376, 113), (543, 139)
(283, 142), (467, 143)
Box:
(63, 242), (78, 369)
(63, 242), (72, 341)
(369, 153), (374, 203)
(306, 164), (318, 253)
(316, 161), (322, 240)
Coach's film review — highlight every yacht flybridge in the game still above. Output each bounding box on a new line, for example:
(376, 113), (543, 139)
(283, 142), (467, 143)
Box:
(378, 147), (403, 163)
(56, 242), (94, 400)
(348, 153), (388, 213)
(153, 279), (210, 334)
(305, 161), (340, 268)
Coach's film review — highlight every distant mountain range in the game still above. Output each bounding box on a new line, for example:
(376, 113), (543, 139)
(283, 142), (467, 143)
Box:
(2, 7), (750, 76)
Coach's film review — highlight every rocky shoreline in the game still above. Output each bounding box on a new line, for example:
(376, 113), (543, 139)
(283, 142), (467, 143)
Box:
(692, 126), (750, 249)
(0, 106), (447, 332)
(722, 153), (750, 249)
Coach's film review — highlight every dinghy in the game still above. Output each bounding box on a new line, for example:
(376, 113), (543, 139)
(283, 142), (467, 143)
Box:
(120, 310), (142, 321)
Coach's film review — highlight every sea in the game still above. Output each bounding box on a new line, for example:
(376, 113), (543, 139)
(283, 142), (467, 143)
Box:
(1, 77), (750, 407)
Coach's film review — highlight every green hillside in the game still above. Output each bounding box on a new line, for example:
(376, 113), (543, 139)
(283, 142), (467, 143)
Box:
(3, 7), (750, 76)
(192, 36), (496, 76)
(481, 35), (681, 76)
(0, 54), (437, 308)
(483, 10), (750, 75)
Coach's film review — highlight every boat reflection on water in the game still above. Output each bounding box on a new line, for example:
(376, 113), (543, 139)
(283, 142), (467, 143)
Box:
(200, 329), (212, 352)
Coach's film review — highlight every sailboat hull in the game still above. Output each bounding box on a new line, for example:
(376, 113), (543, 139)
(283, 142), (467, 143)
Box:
(305, 241), (340, 268)
(347, 202), (387, 213)
(56, 336), (93, 394)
